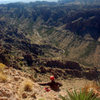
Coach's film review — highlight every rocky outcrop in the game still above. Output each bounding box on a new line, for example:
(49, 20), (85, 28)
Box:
(46, 60), (82, 70)
(46, 60), (64, 68)
(83, 67), (99, 80)
(24, 54), (33, 66)
(65, 61), (82, 71)
(65, 69), (82, 78)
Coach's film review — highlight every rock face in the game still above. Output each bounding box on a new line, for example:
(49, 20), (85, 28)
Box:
(33, 60), (99, 80)
(46, 60), (82, 70)
(24, 54), (33, 66)
(46, 60), (64, 68)
(65, 69), (82, 78)
(65, 61), (82, 71)
(83, 67), (99, 80)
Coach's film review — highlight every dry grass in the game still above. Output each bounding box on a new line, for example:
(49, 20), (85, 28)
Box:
(0, 63), (6, 72)
(0, 72), (7, 82)
(18, 78), (34, 99)
(22, 79), (33, 92)
(82, 82), (100, 96)
(0, 63), (7, 82)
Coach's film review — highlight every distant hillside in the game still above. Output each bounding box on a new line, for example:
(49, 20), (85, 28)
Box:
(0, 2), (100, 68)
(58, 0), (100, 5)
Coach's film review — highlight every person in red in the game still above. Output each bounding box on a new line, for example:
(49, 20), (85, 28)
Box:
(39, 76), (62, 91)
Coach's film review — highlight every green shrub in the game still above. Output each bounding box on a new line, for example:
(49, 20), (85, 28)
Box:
(59, 90), (100, 100)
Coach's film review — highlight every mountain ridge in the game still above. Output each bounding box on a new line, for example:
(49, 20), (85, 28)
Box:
(58, 0), (100, 5)
(0, 2), (100, 68)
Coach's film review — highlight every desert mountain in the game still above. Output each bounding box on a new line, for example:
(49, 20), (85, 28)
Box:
(0, 1), (100, 68)
(0, 2), (100, 100)
(58, 0), (100, 5)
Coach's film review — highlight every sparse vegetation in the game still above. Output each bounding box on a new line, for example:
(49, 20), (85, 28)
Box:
(0, 1), (100, 100)
(0, 63), (6, 72)
(59, 90), (100, 100)
(80, 42), (97, 58)
(23, 79), (33, 92)
(60, 82), (100, 100)
(34, 72), (37, 78)
(0, 2), (100, 68)
(65, 49), (69, 56)
(82, 83), (100, 96)
(38, 26), (44, 33)
(0, 63), (7, 82)
(0, 72), (7, 82)
(45, 28), (55, 35)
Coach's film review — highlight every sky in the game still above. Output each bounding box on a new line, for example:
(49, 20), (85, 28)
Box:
(0, 0), (58, 4)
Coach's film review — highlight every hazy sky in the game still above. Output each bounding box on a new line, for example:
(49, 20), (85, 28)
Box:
(0, 0), (58, 3)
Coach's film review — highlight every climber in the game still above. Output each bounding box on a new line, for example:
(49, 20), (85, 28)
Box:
(39, 76), (62, 91)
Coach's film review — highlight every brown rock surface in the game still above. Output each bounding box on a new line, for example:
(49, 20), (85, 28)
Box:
(0, 66), (99, 100)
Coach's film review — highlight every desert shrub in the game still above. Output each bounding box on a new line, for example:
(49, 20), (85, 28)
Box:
(0, 63), (7, 82)
(0, 63), (6, 72)
(82, 83), (100, 95)
(23, 79), (33, 92)
(0, 72), (7, 82)
(59, 90), (100, 100)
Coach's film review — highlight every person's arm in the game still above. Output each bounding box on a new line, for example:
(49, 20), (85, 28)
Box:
(38, 82), (51, 86)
